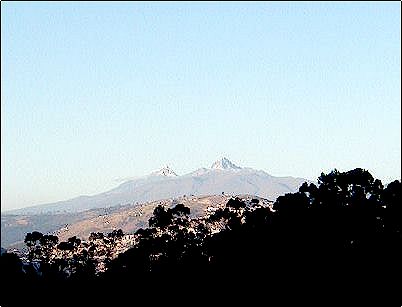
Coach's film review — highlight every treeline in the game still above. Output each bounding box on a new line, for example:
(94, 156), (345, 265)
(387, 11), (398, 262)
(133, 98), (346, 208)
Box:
(1, 168), (401, 305)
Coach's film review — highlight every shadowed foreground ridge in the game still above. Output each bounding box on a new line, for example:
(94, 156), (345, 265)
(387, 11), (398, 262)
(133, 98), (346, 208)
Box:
(1, 168), (401, 305)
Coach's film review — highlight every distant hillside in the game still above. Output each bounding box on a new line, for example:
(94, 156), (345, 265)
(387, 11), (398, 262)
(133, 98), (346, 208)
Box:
(5, 158), (309, 215)
(1, 210), (102, 248)
(1, 194), (272, 248)
(54, 194), (272, 242)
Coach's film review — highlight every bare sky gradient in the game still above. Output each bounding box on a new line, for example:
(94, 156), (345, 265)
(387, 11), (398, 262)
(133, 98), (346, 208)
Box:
(1, 2), (401, 211)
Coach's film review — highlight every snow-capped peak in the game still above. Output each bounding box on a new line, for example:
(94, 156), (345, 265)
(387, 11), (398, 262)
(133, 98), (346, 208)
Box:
(152, 166), (178, 177)
(210, 157), (242, 170)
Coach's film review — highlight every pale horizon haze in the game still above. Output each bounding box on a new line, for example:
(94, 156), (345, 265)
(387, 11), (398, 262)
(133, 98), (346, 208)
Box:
(1, 2), (401, 211)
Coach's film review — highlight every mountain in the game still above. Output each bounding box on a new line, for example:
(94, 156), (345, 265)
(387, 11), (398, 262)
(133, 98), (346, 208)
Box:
(210, 157), (241, 170)
(150, 166), (178, 177)
(4, 158), (309, 215)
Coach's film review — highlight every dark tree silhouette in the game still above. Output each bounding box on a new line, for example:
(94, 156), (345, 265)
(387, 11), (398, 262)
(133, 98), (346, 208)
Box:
(2, 168), (401, 306)
(24, 231), (44, 261)
(149, 205), (173, 228)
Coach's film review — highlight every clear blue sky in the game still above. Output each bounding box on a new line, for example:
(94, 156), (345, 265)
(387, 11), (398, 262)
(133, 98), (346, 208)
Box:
(1, 2), (401, 211)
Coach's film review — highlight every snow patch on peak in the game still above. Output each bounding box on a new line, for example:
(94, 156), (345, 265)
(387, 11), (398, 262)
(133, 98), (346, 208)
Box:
(152, 166), (178, 177)
(210, 157), (242, 170)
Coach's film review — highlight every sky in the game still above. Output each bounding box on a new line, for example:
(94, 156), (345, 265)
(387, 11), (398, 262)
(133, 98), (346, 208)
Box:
(1, 2), (401, 211)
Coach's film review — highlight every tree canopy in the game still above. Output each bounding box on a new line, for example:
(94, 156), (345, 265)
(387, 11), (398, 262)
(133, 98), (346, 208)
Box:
(1, 168), (401, 305)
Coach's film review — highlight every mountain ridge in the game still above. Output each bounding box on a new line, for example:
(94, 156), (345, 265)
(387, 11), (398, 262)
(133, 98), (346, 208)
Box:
(4, 158), (310, 215)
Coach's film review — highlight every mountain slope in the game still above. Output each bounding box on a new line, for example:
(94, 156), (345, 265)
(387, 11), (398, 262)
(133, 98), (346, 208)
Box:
(5, 158), (309, 215)
(54, 194), (272, 242)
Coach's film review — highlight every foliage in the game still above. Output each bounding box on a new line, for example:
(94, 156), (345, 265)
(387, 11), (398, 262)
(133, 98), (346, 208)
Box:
(1, 169), (401, 305)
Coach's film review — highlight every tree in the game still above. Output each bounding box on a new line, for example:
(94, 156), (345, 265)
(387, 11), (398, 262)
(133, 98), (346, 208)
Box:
(149, 205), (173, 228)
(24, 231), (44, 261)
(170, 203), (190, 217)
(89, 232), (104, 241)
(226, 198), (246, 210)
(382, 180), (402, 234)
(39, 235), (59, 262)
